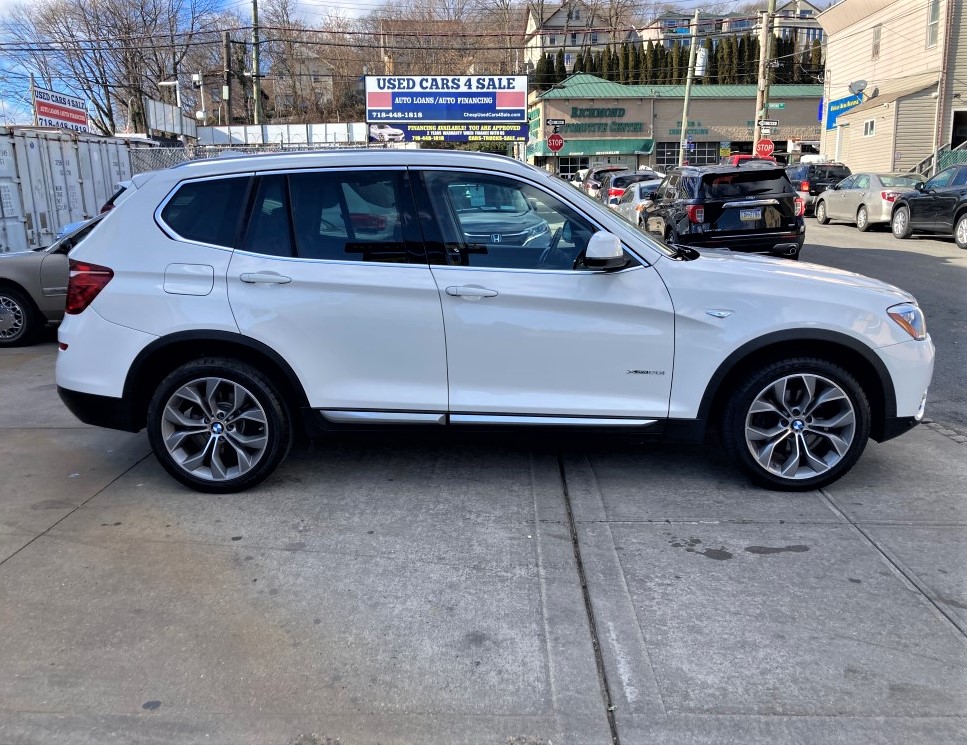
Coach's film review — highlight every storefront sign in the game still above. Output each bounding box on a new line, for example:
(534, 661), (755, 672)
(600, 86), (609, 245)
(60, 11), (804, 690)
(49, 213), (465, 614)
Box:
(32, 86), (88, 133)
(825, 94), (862, 130)
(570, 107), (626, 118)
(669, 120), (709, 136)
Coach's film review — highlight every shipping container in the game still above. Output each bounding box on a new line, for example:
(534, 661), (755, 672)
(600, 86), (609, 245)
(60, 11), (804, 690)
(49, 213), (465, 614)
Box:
(0, 127), (134, 253)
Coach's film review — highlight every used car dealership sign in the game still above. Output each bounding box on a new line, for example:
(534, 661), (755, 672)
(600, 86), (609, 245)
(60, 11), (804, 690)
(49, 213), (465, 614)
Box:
(32, 85), (89, 133)
(365, 76), (528, 142)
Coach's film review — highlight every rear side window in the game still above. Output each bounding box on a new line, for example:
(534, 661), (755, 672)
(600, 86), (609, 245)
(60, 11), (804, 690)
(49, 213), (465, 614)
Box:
(160, 177), (250, 247)
(701, 171), (794, 198)
(812, 166), (851, 180)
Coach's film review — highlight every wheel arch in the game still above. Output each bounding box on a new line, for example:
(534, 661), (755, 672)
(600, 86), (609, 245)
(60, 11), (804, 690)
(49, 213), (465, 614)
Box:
(0, 278), (40, 310)
(698, 330), (896, 442)
(122, 331), (311, 433)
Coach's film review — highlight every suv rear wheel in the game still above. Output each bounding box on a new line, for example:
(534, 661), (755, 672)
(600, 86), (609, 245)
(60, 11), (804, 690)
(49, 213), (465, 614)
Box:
(721, 358), (871, 491)
(955, 213), (967, 249)
(147, 359), (292, 493)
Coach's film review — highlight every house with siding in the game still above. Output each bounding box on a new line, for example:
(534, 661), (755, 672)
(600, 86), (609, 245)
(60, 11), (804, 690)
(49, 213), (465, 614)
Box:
(818, 0), (966, 174)
(523, 1), (638, 74)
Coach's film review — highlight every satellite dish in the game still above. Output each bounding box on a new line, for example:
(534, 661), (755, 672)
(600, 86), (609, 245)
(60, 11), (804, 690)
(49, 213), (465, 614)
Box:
(848, 80), (868, 96)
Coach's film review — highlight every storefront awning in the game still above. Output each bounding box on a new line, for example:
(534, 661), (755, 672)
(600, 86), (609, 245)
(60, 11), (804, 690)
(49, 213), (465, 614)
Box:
(528, 138), (655, 157)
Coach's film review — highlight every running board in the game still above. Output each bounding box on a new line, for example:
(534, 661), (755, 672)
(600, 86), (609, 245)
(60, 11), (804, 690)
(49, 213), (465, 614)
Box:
(320, 410), (657, 428)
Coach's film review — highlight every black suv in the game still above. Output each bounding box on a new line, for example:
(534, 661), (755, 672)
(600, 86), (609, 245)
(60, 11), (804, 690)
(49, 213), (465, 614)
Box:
(891, 163), (967, 248)
(641, 165), (806, 258)
(785, 162), (851, 214)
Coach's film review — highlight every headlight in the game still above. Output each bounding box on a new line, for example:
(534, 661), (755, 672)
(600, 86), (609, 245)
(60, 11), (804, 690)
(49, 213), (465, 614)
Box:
(527, 222), (549, 239)
(888, 302), (927, 341)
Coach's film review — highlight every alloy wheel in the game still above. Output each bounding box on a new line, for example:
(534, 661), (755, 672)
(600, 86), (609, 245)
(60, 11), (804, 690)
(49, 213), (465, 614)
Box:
(160, 376), (270, 482)
(744, 373), (856, 481)
(0, 295), (25, 341)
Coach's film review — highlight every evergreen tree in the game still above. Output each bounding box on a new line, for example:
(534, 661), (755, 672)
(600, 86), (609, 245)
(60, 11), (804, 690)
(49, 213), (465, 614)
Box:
(670, 41), (681, 84)
(593, 50), (603, 77)
(601, 47), (611, 80)
(645, 41), (657, 85)
(555, 48), (566, 83)
(572, 49), (584, 74)
(809, 39), (823, 80)
(701, 36), (716, 85)
(535, 53), (551, 90)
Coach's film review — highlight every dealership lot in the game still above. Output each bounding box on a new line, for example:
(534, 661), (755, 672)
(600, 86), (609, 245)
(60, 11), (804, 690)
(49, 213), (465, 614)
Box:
(1, 228), (965, 745)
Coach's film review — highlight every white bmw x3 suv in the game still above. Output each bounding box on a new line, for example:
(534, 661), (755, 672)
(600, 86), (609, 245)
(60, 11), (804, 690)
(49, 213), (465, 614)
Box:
(56, 150), (934, 493)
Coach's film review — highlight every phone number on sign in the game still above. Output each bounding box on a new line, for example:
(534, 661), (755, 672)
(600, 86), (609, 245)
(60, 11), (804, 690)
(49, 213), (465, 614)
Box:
(370, 112), (423, 120)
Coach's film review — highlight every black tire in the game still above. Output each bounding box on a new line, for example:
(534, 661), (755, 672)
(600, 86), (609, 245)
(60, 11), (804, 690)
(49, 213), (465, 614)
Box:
(892, 206), (913, 239)
(721, 357), (872, 491)
(815, 200), (829, 225)
(0, 286), (40, 347)
(856, 205), (871, 232)
(147, 358), (292, 493)
(955, 213), (967, 250)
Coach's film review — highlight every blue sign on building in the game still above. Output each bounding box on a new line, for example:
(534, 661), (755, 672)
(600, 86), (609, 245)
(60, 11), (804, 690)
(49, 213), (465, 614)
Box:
(825, 94), (863, 130)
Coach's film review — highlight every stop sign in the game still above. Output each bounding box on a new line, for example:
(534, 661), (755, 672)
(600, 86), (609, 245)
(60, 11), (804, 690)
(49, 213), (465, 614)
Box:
(755, 138), (775, 158)
(547, 133), (565, 153)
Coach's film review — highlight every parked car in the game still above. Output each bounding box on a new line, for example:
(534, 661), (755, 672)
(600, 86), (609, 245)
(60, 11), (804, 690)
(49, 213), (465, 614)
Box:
(891, 164), (967, 249)
(721, 154), (777, 166)
(567, 168), (589, 189)
(56, 150), (933, 494)
(785, 162), (852, 214)
(369, 123), (405, 142)
(814, 172), (924, 231)
(581, 165), (628, 199)
(0, 214), (104, 346)
(613, 179), (664, 225)
(599, 169), (665, 207)
(641, 164), (806, 258)
(100, 180), (133, 213)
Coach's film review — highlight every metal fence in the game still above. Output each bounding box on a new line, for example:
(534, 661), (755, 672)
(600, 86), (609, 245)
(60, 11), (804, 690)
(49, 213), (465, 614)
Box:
(129, 142), (391, 174)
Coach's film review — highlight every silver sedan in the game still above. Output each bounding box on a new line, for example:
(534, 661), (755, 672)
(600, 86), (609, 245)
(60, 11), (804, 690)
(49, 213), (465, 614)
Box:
(815, 172), (924, 231)
(613, 179), (664, 227)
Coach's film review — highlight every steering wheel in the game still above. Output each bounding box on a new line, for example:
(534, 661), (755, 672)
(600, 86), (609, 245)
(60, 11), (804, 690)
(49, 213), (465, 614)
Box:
(537, 226), (564, 267)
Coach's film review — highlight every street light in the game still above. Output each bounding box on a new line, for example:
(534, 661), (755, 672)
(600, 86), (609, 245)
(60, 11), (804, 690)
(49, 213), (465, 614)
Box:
(158, 79), (181, 109)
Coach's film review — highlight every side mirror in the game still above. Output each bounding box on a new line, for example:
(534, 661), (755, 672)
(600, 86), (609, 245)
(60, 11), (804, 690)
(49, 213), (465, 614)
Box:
(831, 184), (840, 190)
(915, 181), (925, 191)
(584, 232), (627, 270)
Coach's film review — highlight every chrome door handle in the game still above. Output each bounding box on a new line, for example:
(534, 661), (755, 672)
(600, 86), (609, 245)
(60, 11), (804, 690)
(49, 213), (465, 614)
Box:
(445, 286), (498, 298)
(240, 272), (291, 284)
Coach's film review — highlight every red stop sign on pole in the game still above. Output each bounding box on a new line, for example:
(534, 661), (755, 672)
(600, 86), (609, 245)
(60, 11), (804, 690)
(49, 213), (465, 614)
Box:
(755, 138), (775, 158)
(547, 133), (565, 153)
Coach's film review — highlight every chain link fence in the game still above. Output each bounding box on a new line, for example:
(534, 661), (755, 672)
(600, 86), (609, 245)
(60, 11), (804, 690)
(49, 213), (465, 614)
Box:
(129, 142), (381, 174)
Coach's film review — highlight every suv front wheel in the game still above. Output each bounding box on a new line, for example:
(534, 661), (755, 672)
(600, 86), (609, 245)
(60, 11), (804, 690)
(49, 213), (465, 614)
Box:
(147, 358), (292, 493)
(721, 358), (871, 491)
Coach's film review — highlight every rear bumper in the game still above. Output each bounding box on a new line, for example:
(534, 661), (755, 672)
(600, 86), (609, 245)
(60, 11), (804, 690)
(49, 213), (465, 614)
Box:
(57, 386), (140, 432)
(678, 231), (805, 256)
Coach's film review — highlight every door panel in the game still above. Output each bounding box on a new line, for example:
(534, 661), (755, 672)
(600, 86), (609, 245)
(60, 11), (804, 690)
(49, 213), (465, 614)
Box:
(228, 169), (448, 412)
(416, 168), (675, 419)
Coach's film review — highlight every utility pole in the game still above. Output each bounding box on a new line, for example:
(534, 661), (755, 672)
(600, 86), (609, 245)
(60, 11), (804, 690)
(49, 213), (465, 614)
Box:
(678, 10), (700, 166)
(753, 0), (778, 144)
(252, 0), (263, 125)
(223, 31), (232, 127)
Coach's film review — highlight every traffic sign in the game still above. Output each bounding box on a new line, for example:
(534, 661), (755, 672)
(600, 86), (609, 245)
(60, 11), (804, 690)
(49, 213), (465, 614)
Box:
(755, 138), (775, 158)
(757, 119), (779, 127)
(547, 133), (565, 153)
(546, 118), (565, 126)
(767, 102), (786, 110)
(760, 127), (773, 135)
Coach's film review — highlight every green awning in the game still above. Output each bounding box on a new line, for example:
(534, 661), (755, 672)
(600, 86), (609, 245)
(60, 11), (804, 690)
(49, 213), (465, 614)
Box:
(527, 138), (655, 158)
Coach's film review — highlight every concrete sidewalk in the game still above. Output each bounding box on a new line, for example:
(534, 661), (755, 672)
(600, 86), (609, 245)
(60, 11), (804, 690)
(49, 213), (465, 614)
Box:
(1, 342), (965, 745)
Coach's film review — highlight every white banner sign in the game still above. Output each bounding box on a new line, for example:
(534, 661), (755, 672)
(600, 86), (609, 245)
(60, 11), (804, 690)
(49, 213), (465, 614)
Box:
(33, 86), (89, 133)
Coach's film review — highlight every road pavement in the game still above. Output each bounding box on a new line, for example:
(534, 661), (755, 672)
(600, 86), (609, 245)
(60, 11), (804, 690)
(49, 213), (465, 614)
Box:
(1, 229), (965, 745)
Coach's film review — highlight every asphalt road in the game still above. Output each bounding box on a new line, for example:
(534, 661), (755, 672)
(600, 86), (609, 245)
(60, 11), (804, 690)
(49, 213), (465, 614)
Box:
(801, 219), (966, 431)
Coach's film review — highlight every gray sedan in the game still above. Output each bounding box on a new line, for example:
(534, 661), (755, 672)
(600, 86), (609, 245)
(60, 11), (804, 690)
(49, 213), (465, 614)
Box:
(0, 215), (103, 346)
(613, 179), (664, 226)
(815, 172), (924, 231)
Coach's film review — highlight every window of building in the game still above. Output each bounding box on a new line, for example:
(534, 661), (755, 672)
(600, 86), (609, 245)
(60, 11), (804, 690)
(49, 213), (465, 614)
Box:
(863, 120), (876, 137)
(872, 25), (881, 59)
(591, 33), (599, 44)
(655, 141), (719, 169)
(549, 35), (557, 46)
(564, 53), (573, 67)
(571, 33), (578, 44)
(926, 0), (941, 48)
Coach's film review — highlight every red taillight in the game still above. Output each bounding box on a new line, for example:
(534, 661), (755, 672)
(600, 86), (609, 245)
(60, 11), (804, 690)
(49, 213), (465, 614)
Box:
(794, 197), (805, 217)
(686, 205), (705, 223)
(66, 260), (113, 315)
(881, 190), (900, 203)
(608, 187), (624, 198)
(800, 180), (810, 191)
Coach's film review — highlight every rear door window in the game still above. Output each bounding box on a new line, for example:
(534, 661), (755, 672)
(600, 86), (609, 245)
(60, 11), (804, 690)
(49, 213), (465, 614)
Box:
(160, 176), (251, 247)
(701, 171), (793, 198)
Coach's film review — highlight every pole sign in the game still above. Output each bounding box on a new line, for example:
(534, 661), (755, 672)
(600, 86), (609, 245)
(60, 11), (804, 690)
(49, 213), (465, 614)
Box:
(32, 86), (88, 133)
(755, 138), (775, 158)
(365, 75), (528, 142)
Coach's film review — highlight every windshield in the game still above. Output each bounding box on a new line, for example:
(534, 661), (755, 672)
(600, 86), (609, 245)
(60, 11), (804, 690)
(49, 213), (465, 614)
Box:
(41, 215), (105, 254)
(448, 182), (529, 213)
(881, 174), (922, 187)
